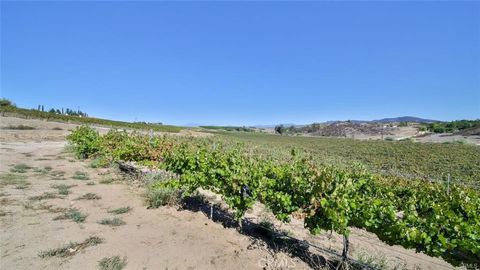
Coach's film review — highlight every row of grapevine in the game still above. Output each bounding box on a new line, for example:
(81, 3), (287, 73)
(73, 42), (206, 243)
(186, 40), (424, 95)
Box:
(67, 126), (480, 266)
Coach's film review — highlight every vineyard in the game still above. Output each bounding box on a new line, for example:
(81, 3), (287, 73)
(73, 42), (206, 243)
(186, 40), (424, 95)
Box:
(215, 131), (480, 187)
(67, 126), (480, 267)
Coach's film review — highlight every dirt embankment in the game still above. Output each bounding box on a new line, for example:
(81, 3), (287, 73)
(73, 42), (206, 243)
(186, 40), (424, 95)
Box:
(0, 116), (210, 142)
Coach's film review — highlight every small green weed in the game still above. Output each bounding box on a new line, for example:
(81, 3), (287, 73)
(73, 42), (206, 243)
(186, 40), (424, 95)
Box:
(108, 207), (131, 215)
(72, 171), (89, 180)
(98, 256), (127, 270)
(29, 192), (60, 201)
(51, 184), (76, 195)
(98, 217), (126, 226)
(34, 166), (53, 175)
(53, 209), (87, 223)
(90, 157), (109, 168)
(10, 163), (31, 173)
(76, 193), (101, 200)
(0, 173), (29, 188)
(355, 251), (391, 270)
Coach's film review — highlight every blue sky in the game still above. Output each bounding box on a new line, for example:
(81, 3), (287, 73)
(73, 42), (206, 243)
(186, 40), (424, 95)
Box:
(1, 1), (479, 126)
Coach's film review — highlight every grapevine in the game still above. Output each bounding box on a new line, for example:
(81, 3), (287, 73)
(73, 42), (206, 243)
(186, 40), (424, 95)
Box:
(67, 126), (480, 265)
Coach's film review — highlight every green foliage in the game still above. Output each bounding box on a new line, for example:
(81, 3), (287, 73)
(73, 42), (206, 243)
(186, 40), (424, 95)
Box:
(90, 157), (109, 168)
(0, 98), (13, 107)
(216, 132), (480, 186)
(67, 128), (480, 265)
(51, 184), (75, 195)
(67, 126), (101, 159)
(427, 119), (480, 133)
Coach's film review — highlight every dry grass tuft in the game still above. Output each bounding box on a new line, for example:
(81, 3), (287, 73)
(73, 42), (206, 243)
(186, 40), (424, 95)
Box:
(38, 236), (103, 258)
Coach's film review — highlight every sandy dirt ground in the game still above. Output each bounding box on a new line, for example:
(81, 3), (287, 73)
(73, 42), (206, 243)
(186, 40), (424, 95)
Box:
(415, 133), (480, 145)
(0, 116), (463, 269)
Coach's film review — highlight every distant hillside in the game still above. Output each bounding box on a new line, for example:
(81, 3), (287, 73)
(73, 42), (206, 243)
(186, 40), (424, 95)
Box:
(0, 99), (182, 133)
(372, 116), (438, 123)
(255, 117), (439, 128)
(199, 126), (254, 132)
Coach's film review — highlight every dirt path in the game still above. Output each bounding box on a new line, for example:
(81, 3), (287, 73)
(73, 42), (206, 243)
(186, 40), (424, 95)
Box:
(0, 140), (308, 270)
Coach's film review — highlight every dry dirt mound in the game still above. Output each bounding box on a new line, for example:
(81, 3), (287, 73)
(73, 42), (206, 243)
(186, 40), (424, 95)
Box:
(455, 126), (480, 136)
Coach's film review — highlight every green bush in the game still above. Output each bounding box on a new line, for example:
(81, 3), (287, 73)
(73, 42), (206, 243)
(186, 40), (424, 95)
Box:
(66, 126), (101, 159)
(0, 98), (13, 107)
(66, 128), (480, 265)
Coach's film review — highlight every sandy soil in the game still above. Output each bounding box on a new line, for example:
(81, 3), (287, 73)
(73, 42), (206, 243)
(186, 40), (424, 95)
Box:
(0, 116), (463, 270)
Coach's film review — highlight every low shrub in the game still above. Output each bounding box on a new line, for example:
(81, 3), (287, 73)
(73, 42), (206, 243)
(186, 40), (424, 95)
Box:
(53, 209), (87, 223)
(98, 256), (127, 270)
(98, 217), (126, 226)
(10, 163), (32, 173)
(146, 186), (181, 208)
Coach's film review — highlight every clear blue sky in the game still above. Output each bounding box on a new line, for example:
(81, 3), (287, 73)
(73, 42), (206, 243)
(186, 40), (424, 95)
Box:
(1, 1), (479, 126)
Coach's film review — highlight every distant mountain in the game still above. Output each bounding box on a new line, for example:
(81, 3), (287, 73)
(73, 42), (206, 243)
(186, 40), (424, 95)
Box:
(372, 116), (439, 123)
